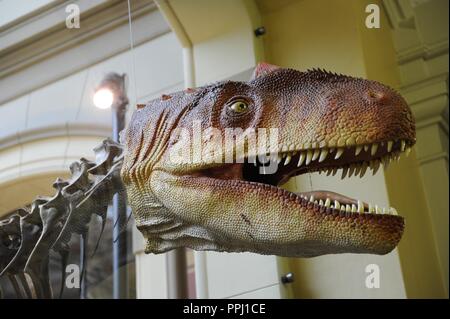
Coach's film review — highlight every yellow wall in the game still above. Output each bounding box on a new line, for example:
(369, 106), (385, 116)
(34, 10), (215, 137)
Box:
(262, 0), (365, 75)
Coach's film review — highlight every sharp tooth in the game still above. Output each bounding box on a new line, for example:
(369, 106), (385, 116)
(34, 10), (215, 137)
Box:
(368, 203), (374, 214)
(387, 140), (393, 152)
(329, 147), (335, 153)
(312, 149), (320, 161)
(334, 148), (344, 159)
(401, 140), (406, 152)
(306, 150), (313, 165)
(371, 143), (378, 156)
(375, 205), (380, 214)
(357, 200), (364, 213)
(325, 198), (331, 207)
(341, 166), (349, 179)
(371, 160), (380, 175)
(314, 200), (318, 205)
(359, 162), (368, 177)
(346, 204), (351, 213)
(355, 145), (363, 156)
(354, 164), (361, 176)
(277, 154), (283, 164)
(389, 207), (398, 215)
(383, 207), (388, 214)
(340, 206), (345, 212)
(319, 199), (324, 206)
(334, 200), (340, 209)
(284, 154), (292, 165)
(332, 167), (338, 176)
(348, 165), (355, 177)
(297, 152), (305, 166)
(326, 168), (332, 176)
(319, 149), (328, 162)
(364, 145), (369, 152)
(309, 195), (314, 202)
(351, 204), (356, 213)
(405, 147), (411, 157)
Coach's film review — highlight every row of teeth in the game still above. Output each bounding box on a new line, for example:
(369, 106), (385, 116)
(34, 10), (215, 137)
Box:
(299, 195), (398, 215)
(316, 154), (401, 178)
(276, 140), (410, 167)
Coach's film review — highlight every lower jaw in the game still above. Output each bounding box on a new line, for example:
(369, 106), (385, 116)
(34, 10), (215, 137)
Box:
(145, 171), (405, 257)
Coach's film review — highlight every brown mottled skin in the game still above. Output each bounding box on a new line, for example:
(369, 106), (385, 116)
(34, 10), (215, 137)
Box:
(121, 63), (415, 257)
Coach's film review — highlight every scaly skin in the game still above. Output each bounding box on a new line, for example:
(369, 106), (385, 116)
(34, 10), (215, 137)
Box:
(122, 63), (415, 257)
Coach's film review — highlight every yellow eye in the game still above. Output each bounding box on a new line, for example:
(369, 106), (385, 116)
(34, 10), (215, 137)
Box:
(229, 100), (249, 113)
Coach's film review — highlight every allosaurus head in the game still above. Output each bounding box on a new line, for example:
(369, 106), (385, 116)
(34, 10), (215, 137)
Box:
(122, 63), (415, 257)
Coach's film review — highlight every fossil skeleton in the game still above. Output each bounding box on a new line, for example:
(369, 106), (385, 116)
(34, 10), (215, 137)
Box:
(0, 139), (124, 298)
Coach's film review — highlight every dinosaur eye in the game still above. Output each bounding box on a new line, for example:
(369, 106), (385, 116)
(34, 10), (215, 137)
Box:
(229, 100), (249, 114)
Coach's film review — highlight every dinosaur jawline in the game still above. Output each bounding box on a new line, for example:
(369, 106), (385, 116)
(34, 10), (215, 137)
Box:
(198, 139), (413, 218)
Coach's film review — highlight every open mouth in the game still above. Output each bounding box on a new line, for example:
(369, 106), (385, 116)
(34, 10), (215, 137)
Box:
(197, 138), (414, 218)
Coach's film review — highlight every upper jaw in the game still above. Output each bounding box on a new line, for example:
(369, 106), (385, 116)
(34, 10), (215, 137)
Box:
(235, 136), (414, 186)
(274, 138), (414, 180)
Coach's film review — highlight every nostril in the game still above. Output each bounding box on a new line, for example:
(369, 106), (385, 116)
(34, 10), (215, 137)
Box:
(366, 90), (386, 102)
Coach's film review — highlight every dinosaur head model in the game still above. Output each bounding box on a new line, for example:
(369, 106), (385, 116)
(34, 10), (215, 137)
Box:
(0, 63), (415, 298)
(122, 63), (415, 257)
